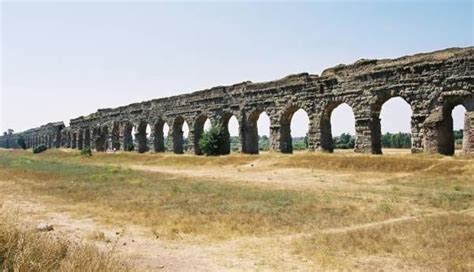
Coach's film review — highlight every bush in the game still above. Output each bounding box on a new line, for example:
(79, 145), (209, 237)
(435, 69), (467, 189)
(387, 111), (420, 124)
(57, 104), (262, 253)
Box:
(33, 144), (47, 154)
(198, 124), (226, 156)
(81, 148), (92, 157)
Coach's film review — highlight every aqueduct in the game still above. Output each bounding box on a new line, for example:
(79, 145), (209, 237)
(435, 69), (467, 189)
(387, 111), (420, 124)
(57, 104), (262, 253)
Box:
(1, 47), (473, 155)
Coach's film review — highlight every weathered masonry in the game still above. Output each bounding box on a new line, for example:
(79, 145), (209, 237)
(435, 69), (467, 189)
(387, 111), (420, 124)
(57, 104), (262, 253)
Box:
(1, 47), (473, 155)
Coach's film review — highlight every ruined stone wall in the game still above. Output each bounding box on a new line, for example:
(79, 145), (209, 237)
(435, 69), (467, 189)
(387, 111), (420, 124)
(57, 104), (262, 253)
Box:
(1, 47), (473, 155)
(4, 122), (66, 150)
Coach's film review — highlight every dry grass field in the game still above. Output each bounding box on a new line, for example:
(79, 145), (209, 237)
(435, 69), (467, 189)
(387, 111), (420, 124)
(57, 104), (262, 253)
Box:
(0, 149), (473, 271)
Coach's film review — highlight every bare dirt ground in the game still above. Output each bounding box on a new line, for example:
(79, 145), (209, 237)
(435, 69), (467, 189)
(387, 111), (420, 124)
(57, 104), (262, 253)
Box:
(1, 192), (314, 271)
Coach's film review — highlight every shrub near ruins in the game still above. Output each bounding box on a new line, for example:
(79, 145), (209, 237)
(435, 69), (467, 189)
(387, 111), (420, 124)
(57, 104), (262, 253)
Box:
(199, 124), (226, 156)
(33, 144), (47, 154)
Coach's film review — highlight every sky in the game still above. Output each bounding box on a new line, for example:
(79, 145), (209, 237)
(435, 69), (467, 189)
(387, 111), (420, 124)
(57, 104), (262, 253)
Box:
(1, 1), (472, 137)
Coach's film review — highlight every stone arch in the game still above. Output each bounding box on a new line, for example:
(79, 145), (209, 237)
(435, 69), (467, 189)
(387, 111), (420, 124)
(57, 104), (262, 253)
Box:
(279, 105), (310, 154)
(433, 96), (473, 155)
(71, 132), (77, 149)
(111, 122), (121, 151)
(317, 100), (356, 153)
(145, 123), (152, 151)
(84, 128), (91, 149)
(366, 91), (419, 154)
(243, 109), (270, 154)
(95, 125), (108, 152)
(77, 130), (84, 150)
(171, 116), (186, 154)
(220, 112), (241, 154)
(152, 119), (168, 152)
(44, 135), (49, 148)
(122, 122), (134, 151)
(193, 114), (209, 155)
(136, 121), (149, 153)
(374, 96), (414, 153)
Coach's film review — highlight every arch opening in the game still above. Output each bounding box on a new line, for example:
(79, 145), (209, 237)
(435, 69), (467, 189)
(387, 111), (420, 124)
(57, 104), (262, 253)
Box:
(111, 123), (121, 151)
(145, 124), (152, 151)
(452, 105), (467, 152)
(123, 123), (134, 151)
(320, 103), (355, 152)
(193, 115), (210, 155)
(280, 107), (309, 153)
(244, 111), (270, 154)
(95, 126), (108, 152)
(437, 104), (467, 155)
(136, 121), (149, 153)
(220, 114), (241, 155)
(76, 130), (83, 150)
(84, 128), (91, 149)
(153, 120), (169, 152)
(72, 133), (77, 149)
(172, 117), (189, 154)
(379, 97), (413, 153)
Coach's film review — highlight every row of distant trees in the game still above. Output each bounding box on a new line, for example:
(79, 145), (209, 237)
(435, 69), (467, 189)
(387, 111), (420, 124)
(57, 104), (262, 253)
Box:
(229, 130), (465, 151)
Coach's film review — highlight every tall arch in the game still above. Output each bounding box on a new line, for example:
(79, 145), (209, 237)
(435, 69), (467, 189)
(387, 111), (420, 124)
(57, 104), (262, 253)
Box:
(84, 128), (91, 149)
(436, 100), (471, 155)
(71, 132), (77, 149)
(111, 122), (121, 151)
(77, 130), (84, 150)
(379, 97), (413, 153)
(95, 126), (108, 152)
(136, 121), (149, 153)
(193, 114), (209, 155)
(220, 113), (241, 155)
(243, 110), (270, 154)
(122, 122), (134, 151)
(318, 102), (355, 152)
(280, 106), (309, 153)
(452, 105), (467, 152)
(172, 116), (186, 154)
(153, 119), (168, 152)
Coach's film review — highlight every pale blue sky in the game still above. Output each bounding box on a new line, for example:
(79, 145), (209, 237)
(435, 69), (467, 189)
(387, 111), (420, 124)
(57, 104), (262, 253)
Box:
(1, 1), (472, 137)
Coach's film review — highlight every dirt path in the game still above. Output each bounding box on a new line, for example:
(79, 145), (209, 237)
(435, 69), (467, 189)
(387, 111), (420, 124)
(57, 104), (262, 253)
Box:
(116, 162), (408, 193)
(1, 194), (315, 271)
(320, 208), (474, 234)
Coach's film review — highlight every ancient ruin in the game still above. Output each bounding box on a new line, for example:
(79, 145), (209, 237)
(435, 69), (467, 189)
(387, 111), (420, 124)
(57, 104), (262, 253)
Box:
(1, 47), (473, 155)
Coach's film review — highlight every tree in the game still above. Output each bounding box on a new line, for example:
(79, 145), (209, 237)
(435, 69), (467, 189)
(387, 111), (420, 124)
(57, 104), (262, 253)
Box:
(198, 124), (226, 156)
(33, 144), (47, 154)
(259, 135), (269, 151)
(333, 133), (355, 149)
